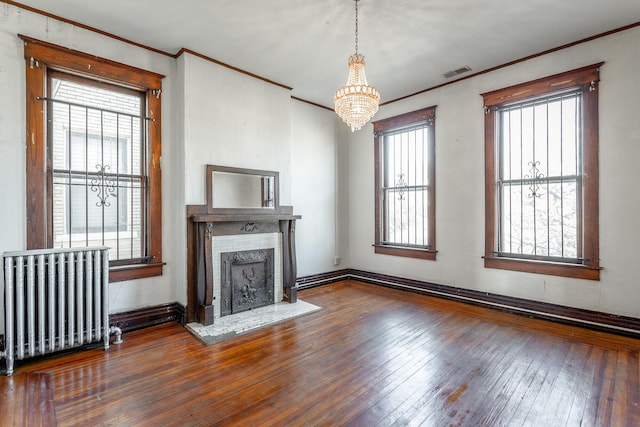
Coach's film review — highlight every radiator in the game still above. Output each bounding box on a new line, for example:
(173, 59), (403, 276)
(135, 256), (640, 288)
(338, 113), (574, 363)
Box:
(1, 246), (120, 376)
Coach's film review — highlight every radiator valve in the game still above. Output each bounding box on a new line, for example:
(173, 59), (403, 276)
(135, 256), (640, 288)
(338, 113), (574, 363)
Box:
(109, 326), (123, 345)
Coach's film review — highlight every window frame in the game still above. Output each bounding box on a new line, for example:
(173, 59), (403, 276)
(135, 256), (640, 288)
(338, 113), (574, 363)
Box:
(373, 106), (437, 261)
(23, 35), (164, 282)
(482, 63), (602, 280)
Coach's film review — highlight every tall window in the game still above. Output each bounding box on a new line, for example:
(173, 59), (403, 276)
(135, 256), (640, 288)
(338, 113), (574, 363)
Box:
(482, 64), (602, 280)
(373, 106), (436, 260)
(23, 36), (164, 282)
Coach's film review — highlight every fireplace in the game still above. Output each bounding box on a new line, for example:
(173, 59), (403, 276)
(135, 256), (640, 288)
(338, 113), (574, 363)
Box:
(220, 249), (275, 316)
(186, 165), (301, 326)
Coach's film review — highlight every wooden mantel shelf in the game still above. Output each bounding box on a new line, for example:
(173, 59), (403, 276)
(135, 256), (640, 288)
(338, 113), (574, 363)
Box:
(189, 213), (301, 223)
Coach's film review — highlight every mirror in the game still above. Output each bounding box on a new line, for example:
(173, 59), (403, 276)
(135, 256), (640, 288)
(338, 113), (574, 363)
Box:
(206, 165), (279, 211)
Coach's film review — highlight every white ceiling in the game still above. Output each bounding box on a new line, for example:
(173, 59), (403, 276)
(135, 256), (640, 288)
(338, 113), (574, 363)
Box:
(14, 0), (640, 108)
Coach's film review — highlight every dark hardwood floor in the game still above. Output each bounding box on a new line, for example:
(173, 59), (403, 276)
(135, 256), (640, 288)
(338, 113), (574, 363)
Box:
(2, 280), (640, 426)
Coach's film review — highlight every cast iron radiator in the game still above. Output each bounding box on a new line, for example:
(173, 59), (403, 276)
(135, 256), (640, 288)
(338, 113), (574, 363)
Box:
(1, 246), (118, 376)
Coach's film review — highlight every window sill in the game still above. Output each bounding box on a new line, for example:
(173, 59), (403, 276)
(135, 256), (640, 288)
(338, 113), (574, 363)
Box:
(109, 262), (164, 283)
(374, 244), (437, 261)
(484, 256), (600, 281)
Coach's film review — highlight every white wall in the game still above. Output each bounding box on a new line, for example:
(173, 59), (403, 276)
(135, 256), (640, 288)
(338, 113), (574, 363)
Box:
(182, 52), (293, 207)
(291, 100), (342, 275)
(178, 52), (346, 300)
(180, 52), (342, 279)
(346, 25), (640, 318)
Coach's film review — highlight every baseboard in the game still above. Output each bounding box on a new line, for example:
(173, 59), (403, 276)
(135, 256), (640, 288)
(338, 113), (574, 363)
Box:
(296, 269), (352, 290)
(296, 269), (640, 339)
(110, 302), (186, 333)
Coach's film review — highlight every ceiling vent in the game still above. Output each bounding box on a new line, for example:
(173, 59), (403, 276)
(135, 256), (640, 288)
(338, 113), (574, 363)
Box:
(443, 66), (472, 79)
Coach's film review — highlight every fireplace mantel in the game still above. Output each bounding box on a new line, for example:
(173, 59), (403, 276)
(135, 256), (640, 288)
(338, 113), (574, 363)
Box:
(190, 211), (300, 224)
(186, 206), (300, 326)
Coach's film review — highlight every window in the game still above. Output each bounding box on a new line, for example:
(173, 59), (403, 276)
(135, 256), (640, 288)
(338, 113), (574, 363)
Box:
(23, 36), (164, 282)
(482, 63), (602, 280)
(373, 106), (436, 260)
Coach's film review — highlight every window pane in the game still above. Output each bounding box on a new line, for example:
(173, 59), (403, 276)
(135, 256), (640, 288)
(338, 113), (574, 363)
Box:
(384, 188), (428, 246)
(500, 181), (577, 258)
(50, 76), (145, 262)
(498, 91), (581, 261)
(382, 125), (430, 248)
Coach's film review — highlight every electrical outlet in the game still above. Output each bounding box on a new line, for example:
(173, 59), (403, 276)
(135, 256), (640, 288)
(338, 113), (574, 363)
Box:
(333, 256), (341, 266)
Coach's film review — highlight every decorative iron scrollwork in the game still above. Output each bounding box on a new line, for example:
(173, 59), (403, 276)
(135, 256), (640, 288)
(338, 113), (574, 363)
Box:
(90, 164), (117, 207)
(524, 161), (544, 198)
(396, 173), (408, 200)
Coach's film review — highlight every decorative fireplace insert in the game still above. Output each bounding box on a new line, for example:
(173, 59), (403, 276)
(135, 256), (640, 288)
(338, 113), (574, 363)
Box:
(220, 249), (275, 316)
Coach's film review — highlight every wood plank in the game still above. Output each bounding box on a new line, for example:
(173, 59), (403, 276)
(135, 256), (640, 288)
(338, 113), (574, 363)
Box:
(0, 372), (56, 426)
(6, 280), (640, 426)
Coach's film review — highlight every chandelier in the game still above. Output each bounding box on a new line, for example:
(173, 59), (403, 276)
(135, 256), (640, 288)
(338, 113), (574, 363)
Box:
(334, 0), (380, 132)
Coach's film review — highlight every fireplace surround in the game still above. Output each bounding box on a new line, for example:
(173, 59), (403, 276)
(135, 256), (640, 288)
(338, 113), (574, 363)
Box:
(186, 165), (300, 326)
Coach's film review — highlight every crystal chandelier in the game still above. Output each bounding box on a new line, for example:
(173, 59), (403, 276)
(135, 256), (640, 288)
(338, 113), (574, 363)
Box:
(334, 0), (380, 132)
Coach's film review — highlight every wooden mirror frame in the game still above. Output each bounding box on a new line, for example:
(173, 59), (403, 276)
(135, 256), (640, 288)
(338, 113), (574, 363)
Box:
(205, 165), (279, 214)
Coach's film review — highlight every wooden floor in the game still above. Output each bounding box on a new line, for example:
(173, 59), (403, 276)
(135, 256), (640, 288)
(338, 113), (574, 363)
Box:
(2, 280), (640, 426)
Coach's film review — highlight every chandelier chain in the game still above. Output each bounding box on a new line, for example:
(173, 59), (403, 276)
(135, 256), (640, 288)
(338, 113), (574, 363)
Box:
(354, 0), (359, 54)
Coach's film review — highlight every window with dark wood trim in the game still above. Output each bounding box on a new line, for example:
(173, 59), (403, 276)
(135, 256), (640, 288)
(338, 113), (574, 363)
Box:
(22, 35), (164, 282)
(373, 106), (436, 260)
(482, 63), (602, 280)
